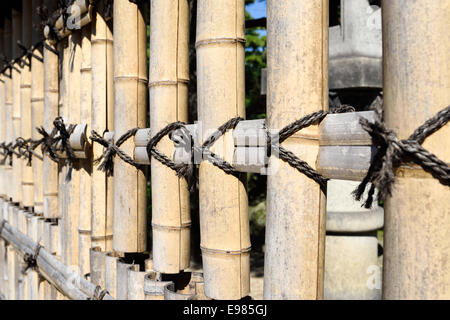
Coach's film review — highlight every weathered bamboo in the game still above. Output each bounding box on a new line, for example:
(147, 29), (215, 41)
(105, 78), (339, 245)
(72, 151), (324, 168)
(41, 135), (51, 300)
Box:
(78, 25), (92, 277)
(31, 0), (45, 215)
(0, 21), (5, 200)
(57, 37), (69, 266)
(89, 247), (106, 288)
(21, 0), (34, 208)
(90, 10), (114, 251)
(264, 0), (329, 299)
(149, 0), (191, 274)
(112, 0), (147, 253)
(64, 31), (82, 269)
(11, 5), (23, 205)
(105, 251), (121, 298)
(3, 12), (12, 202)
(382, 1), (450, 299)
(26, 214), (40, 299)
(116, 259), (139, 300)
(196, 0), (250, 299)
(127, 264), (149, 300)
(144, 271), (172, 300)
(42, 0), (59, 219)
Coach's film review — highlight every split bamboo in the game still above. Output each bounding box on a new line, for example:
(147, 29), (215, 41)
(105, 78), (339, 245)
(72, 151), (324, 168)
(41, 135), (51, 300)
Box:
(382, 0), (450, 299)
(11, 6), (23, 205)
(89, 246), (106, 288)
(196, 0), (250, 299)
(90, 10), (114, 251)
(263, 0), (329, 300)
(149, 0), (191, 274)
(78, 25), (92, 277)
(42, 0), (59, 219)
(31, 0), (45, 215)
(20, 0), (34, 208)
(116, 259), (139, 300)
(105, 251), (121, 298)
(112, 0), (147, 253)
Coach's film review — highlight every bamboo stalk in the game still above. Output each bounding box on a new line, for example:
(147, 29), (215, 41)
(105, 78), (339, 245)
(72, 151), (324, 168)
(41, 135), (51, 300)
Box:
(21, 0), (34, 209)
(89, 247), (106, 288)
(112, 0), (147, 253)
(90, 11), (114, 251)
(116, 259), (138, 300)
(382, 1), (450, 299)
(42, 1), (59, 220)
(196, 0), (250, 299)
(11, 5), (23, 205)
(105, 251), (121, 298)
(264, 0), (329, 300)
(149, 0), (191, 274)
(3, 12), (12, 202)
(0, 22), (5, 200)
(63, 31), (82, 269)
(78, 25), (92, 278)
(31, 0), (45, 215)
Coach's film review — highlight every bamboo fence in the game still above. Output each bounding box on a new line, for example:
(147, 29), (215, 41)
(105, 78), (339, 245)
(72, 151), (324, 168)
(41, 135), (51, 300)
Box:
(0, 0), (448, 301)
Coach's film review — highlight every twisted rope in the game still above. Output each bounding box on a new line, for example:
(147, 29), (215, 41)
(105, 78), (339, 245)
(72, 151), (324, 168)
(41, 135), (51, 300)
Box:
(22, 243), (42, 275)
(354, 105), (450, 208)
(90, 128), (142, 177)
(91, 285), (108, 300)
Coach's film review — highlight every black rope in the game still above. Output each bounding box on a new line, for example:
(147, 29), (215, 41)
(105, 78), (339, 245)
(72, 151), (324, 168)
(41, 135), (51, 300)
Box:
(90, 128), (142, 177)
(91, 286), (108, 300)
(22, 243), (42, 275)
(353, 105), (450, 208)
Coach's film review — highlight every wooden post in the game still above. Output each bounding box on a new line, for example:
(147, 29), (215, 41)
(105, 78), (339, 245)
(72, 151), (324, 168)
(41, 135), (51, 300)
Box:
(91, 11), (114, 251)
(382, 1), (450, 299)
(43, 0), (59, 219)
(78, 25), (92, 278)
(149, 0), (190, 274)
(31, 0), (45, 215)
(264, 0), (329, 299)
(21, 0), (34, 208)
(11, 5), (23, 205)
(113, 0), (147, 253)
(196, 0), (250, 299)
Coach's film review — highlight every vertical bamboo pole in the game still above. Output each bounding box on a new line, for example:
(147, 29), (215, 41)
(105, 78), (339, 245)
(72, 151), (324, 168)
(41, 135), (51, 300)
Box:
(31, 0), (45, 215)
(21, 0), (34, 209)
(78, 26), (92, 277)
(196, 0), (250, 299)
(43, 0), (59, 220)
(57, 37), (69, 267)
(27, 215), (40, 299)
(264, 0), (329, 300)
(113, 0), (147, 253)
(382, 1), (450, 299)
(91, 11), (114, 251)
(149, 0), (190, 274)
(64, 31), (82, 269)
(105, 252), (120, 298)
(11, 5), (23, 205)
(4, 12), (13, 202)
(0, 18), (5, 200)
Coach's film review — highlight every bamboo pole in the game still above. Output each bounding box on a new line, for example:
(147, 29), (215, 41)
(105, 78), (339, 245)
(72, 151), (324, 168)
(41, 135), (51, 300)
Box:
(78, 25), (92, 277)
(89, 247), (106, 288)
(105, 251), (121, 298)
(263, 0), (329, 300)
(31, 0), (45, 215)
(382, 1), (450, 299)
(196, 0), (250, 300)
(91, 11), (114, 251)
(43, 0), (59, 219)
(11, 5), (23, 205)
(149, 0), (191, 274)
(116, 259), (139, 300)
(4, 12), (13, 202)
(63, 31), (82, 269)
(0, 20), (5, 201)
(112, 0), (147, 253)
(21, 0), (34, 209)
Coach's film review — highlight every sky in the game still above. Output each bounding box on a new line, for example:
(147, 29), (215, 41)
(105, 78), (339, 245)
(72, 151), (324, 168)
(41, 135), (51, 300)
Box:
(247, 1), (266, 19)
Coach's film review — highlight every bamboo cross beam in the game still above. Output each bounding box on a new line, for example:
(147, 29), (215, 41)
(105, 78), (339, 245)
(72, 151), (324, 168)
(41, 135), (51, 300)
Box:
(0, 217), (114, 300)
(132, 110), (376, 181)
